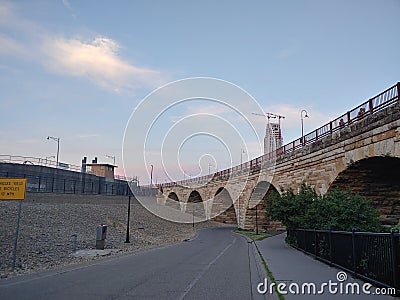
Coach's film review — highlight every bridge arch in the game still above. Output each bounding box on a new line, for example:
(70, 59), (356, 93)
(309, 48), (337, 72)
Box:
(329, 156), (400, 225)
(244, 181), (279, 231)
(165, 192), (180, 210)
(211, 187), (237, 225)
(187, 190), (206, 219)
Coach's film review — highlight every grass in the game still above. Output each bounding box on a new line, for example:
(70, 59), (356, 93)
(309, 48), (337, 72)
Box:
(234, 228), (285, 300)
(234, 228), (271, 241)
(254, 243), (285, 300)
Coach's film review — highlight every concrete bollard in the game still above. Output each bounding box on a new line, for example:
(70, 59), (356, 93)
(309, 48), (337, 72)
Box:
(96, 224), (107, 250)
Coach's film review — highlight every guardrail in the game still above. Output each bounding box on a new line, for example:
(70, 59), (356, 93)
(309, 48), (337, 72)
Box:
(162, 82), (400, 187)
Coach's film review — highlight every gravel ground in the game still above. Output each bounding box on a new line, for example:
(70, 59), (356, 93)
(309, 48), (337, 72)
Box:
(0, 193), (225, 278)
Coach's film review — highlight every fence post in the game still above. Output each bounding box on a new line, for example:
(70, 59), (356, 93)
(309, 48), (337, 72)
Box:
(329, 229), (333, 263)
(51, 177), (54, 193)
(38, 176), (41, 192)
(352, 229), (357, 276)
(82, 177), (85, 194)
(397, 82), (400, 107)
(63, 178), (66, 193)
(390, 232), (399, 289)
(347, 111), (351, 125)
(314, 229), (317, 256)
(369, 98), (374, 114)
(329, 122), (333, 134)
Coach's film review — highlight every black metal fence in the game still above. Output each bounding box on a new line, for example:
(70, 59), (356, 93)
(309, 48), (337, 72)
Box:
(0, 163), (133, 196)
(287, 229), (400, 293)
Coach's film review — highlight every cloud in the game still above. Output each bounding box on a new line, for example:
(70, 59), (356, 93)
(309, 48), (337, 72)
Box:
(0, 3), (167, 93)
(77, 133), (100, 138)
(42, 36), (166, 92)
(61, 0), (76, 18)
(0, 2), (13, 20)
(0, 34), (26, 57)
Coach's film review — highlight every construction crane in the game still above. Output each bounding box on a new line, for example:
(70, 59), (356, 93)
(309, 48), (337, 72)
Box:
(252, 112), (285, 127)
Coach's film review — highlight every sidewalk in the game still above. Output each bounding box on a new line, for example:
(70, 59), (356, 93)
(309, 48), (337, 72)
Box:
(256, 233), (394, 299)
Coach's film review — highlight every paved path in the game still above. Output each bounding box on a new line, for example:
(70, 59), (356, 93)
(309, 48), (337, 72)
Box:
(0, 227), (272, 300)
(256, 233), (394, 299)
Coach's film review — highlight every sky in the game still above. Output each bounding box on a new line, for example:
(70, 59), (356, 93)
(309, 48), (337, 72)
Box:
(0, 0), (399, 184)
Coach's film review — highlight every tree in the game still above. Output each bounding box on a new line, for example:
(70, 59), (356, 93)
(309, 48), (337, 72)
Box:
(265, 183), (316, 230)
(265, 183), (381, 232)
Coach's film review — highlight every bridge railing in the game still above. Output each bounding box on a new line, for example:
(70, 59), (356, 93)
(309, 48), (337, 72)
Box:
(162, 82), (399, 187)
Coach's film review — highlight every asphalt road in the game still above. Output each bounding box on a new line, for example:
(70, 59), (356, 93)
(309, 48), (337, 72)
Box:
(0, 227), (271, 300)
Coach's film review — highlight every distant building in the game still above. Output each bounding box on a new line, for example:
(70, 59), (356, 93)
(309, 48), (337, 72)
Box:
(264, 122), (283, 154)
(82, 157), (117, 180)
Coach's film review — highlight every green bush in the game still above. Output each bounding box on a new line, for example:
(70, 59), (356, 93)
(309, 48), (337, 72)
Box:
(265, 183), (381, 232)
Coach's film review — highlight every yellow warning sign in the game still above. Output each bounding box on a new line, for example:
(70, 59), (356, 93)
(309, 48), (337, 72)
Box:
(0, 178), (27, 200)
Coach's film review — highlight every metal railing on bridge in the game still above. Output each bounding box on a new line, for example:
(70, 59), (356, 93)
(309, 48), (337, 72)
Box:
(162, 82), (400, 187)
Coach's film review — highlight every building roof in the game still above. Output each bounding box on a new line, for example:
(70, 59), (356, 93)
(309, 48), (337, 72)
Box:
(85, 163), (117, 168)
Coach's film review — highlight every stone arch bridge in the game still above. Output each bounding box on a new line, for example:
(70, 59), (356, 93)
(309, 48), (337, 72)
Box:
(158, 83), (400, 230)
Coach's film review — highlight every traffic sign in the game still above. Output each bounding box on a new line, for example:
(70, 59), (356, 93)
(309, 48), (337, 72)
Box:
(0, 178), (27, 200)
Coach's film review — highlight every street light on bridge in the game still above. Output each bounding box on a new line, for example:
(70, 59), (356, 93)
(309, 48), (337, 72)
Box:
(208, 163), (213, 174)
(301, 110), (309, 145)
(47, 136), (60, 168)
(240, 148), (246, 166)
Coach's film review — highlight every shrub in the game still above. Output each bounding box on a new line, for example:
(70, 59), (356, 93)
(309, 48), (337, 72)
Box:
(265, 183), (381, 232)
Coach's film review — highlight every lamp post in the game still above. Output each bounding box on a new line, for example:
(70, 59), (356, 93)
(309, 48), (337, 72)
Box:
(301, 110), (309, 145)
(125, 195), (131, 243)
(208, 163), (213, 174)
(150, 164), (154, 187)
(105, 154), (116, 165)
(47, 136), (60, 168)
(255, 206), (258, 235)
(240, 148), (245, 168)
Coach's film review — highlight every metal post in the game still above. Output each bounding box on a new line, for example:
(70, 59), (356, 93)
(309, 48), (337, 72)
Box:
(390, 232), (398, 288)
(56, 138), (59, 168)
(301, 110), (308, 145)
(192, 204), (194, 228)
(125, 195), (131, 243)
(352, 229), (357, 276)
(329, 229), (333, 263)
(150, 165), (154, 188)
(71, 233), (77, 253)
(397, 82), (400, 107)
(12, 201), (22, 271)
(255, 206), (258, 235)
(314, 229), (317, 256)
